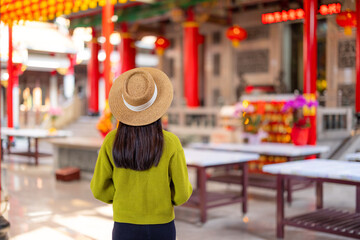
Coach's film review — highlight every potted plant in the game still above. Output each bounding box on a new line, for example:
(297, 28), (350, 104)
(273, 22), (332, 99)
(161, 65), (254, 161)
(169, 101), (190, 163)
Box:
(48, 107), (62, 134)
(282, 95), (317, 145)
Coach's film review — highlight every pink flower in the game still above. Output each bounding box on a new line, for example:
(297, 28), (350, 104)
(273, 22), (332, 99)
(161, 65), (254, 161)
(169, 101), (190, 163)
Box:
(49, 107), (62, 116)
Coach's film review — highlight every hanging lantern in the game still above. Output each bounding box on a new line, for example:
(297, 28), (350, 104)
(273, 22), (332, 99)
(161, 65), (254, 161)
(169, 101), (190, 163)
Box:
(336, 9), (357, 36)
(154, 36), (170, 56)
(226, 25), (247, 48)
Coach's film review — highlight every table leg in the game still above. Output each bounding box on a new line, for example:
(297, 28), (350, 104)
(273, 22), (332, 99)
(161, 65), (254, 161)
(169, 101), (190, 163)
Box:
(198, 166), (207, 223)
(277, 175), (285, 239)
(28, 137), (31, 153)
(356, 185), (360, 213)
(286, 178), (292, 204)
(34, 138), (39, 166)
(7, 136), (11, 154)
(286, 157), (292, 204)
(316, 181), (323, 209)
(242, 162), (248, 214)
(0, 139), (3, 160)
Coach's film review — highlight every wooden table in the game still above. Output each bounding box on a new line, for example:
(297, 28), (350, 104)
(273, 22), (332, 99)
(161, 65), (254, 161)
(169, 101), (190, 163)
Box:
(190, 142), (329, 203)
(183, 148), (259, 223)
(1, 128), (72, 165)
(263, 159), (360, 239)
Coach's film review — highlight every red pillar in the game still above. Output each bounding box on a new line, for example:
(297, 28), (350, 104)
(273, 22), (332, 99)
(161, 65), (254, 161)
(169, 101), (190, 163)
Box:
(102, 0), (114, 100)
(183, 9), (199, 107)
(0, 38), (2, 203)
(87, 28), (100, 115)
(356, 0), (360, 113)
(119, 23), (136, 74)
(7, 25), (13, 129)
(303, 0), (317, 145)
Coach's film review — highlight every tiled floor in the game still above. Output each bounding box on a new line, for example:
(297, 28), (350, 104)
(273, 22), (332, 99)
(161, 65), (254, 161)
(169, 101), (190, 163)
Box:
(1, 139), (358, 240)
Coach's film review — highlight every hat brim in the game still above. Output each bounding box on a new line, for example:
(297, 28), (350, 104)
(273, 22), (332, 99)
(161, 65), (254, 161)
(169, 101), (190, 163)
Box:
(109, 67), (173, 126)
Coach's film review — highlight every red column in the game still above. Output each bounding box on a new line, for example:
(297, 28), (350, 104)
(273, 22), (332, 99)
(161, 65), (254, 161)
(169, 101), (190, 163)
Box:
(7, 25), (13, 129)
(356, 0), (360, 113)
(102, 0), (114, 99)
(119, 23), (136, 74)
(303, 0), (317, 145)
(0, 40), (2, 203)
(87, 28), (100, 115)
(183, 9), (199, 107)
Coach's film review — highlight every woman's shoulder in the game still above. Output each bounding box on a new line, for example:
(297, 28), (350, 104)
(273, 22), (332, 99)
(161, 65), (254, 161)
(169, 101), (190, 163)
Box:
(163, 130), (182, 149)
(102, 129), (117, 146)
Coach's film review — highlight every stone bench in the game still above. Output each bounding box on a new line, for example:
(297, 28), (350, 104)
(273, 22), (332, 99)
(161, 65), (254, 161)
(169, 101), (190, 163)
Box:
(49, 137), (103, 180)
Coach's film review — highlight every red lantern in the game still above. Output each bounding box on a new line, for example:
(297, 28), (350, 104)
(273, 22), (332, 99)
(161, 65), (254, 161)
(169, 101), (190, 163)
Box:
(226, 25), (247, 48)
(154, 36), (170, 56)
(336, 9), (357, 36)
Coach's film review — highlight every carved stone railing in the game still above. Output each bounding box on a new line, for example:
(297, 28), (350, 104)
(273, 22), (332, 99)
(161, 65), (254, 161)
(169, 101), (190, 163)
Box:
(317, 107), (353, 140)
(167, 107), (221, 137)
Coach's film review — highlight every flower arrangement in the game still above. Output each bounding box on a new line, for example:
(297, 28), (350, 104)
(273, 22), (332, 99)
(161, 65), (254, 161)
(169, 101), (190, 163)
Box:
(97, 103), (114, 138)
(48, 107), (62, 134)
(234, 101), (262, 133)
(234, 100), (268, 144)
(282, 95), (318, 129)
(282, 95), (318, 145)
(49, 107), (62, 120)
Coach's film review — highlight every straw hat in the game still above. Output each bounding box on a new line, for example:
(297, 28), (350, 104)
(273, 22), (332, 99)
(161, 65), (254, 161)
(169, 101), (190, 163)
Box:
(109, 67), (173, 126)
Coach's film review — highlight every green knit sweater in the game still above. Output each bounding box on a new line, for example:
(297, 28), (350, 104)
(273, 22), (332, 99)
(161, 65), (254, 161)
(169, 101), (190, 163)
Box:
(90, 129), (193, 225)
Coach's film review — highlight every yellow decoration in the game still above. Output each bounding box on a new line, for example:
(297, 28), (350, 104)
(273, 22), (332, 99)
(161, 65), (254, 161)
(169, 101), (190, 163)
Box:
(48, 127), (57, 134)
(24, 7), (31, 13)
(99, 0), (106, 6)
(97, 101), (114, 136)
(232, 40), (240, 48)
(56, 68), (68, 75)
(89, 1), (97, 8)
(242, 100), (249, 108)
(344, 26), (352, 36)
(7, 4), (14, 11)
(31, 4), (39, 11)
(65, 2), (73, 9)
(80, 4), (88, 11)
(40, 1), (47, 8)
(48, 6), (56, 13)
(303, 93), (316, 116)
(15, 1), (22, 8)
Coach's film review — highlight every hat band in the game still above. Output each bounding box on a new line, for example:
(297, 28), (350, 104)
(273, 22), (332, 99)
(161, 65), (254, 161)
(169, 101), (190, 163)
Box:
(122, 83), (158, 112)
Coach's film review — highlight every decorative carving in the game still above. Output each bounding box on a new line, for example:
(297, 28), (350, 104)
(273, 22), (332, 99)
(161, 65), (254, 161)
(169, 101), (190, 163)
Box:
(237, 49), (269, 74)
(338, 40), (356, 68)
(244, 26), (270, 41)
(338, 84), (355, 106)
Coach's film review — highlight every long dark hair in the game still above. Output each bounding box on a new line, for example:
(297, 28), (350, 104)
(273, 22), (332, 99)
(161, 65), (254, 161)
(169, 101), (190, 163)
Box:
(112, 119), (164, 171)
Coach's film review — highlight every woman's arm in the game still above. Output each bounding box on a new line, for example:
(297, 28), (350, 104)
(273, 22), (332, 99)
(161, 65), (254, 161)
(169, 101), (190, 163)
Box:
(90, 138), (115, 204)
(170, 149), (193, 206)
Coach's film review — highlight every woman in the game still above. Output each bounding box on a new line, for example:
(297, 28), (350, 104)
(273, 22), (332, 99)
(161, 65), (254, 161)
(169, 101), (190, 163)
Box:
(90, 68), (193, 240)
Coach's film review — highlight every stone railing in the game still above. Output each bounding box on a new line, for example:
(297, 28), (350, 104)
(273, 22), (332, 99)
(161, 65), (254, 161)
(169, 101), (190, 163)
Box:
(317, 107), (353, 140)
(167, 106), (355, 142)
(167, 107), (221, 138)
(52, 96), (86, 129)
